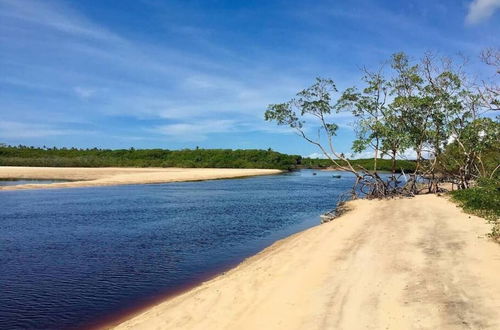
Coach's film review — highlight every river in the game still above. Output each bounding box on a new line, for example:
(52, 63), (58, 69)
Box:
(0, 170), (353, 329)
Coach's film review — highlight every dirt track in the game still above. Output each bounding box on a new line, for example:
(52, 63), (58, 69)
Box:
(113, 194), (500, 330)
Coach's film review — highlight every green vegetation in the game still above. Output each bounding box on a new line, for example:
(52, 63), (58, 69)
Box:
(450, 178), (500, 241)
(0, 145), (419, 173)
(0, 144), (418, 173)
(437, 118), (500, 185)
(0, 145), (301, 170)
(300, 158), (416, 173)
(265, 50), (499, 198)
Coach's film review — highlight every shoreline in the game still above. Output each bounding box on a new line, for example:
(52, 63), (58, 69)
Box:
(88, 265), (235, 330)
(110, 194), (500, 330)
(0, 167), (283, 190)
(91, 198), (324, 329)
(97, 215), (324, 330)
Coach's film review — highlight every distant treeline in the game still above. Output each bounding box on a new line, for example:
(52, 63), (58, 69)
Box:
(0, 145), (417, 172)
(300, 157), (416, 173)
(0, 145), (302, 170)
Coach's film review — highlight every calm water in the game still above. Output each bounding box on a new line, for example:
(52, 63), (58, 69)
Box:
(0, 170), (354, 329)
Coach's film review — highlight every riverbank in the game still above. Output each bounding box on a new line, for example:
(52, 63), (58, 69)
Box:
(0, 167), (282, 190)
(112, 194), (500, 330)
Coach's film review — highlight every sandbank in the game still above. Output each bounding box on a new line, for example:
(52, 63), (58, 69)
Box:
(112, 194), (500, 330)
(0, 166), (282, 190)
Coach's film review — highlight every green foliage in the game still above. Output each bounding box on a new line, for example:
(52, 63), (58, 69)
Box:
(450, 178), (500, 241)
(265, 78), (338, 133)
(338, 65), (413, 171)
(300, 158), (416, 173)
(438, 118), (500, 180)
(0, 146), (301, 170)
(263, 50), (498, 198)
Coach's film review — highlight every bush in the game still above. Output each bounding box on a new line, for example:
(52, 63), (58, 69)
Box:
(450, 178), (500, 241)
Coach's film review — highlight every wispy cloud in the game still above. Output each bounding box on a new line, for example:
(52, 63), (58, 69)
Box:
(0, 120), (86, 139)
(151, 118), (297, 142)
(0, 0), (121, 41)
(0, 0), (304, 140)
(303, 0), (499, 58)
(152, 120), (238, 142)
(466, 0), (500, 24)
(0, 0), (497, 154)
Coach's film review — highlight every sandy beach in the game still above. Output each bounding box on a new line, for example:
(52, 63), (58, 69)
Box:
(112, 194), (500, 330)
(0, 167), (282, 190)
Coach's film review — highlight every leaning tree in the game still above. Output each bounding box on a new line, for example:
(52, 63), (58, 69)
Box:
(264, 77), (407, 198)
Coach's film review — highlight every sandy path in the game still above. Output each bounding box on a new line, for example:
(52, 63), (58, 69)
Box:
(0, 167), (282, 190)
(113, 194), (500, 330)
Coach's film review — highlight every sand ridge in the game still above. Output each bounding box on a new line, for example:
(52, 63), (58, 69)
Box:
(0, 166), (282, 190)
(112, 194), (500, 330)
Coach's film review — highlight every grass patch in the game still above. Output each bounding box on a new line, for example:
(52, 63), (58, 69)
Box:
(450, 178), (500, 242)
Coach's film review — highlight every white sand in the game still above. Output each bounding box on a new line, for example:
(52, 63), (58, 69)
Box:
(112, 194), (500, 330)
(0, 166), (282, 190)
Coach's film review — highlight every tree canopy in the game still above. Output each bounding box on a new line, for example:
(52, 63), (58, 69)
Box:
(0, 146), (302, 170)
(265, 50), (499, 197)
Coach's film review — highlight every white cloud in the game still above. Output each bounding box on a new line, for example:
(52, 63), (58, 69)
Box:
(306, 152), (331, 159)
(466, 0), (500, 24)
(152, 120), (237, 141)
(150, 117), (297, 142)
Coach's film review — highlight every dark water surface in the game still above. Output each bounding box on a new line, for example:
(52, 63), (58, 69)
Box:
(0, 170), (354, 329)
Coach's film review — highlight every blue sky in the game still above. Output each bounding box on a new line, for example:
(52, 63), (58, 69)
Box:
(1, 0), (499, 157)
